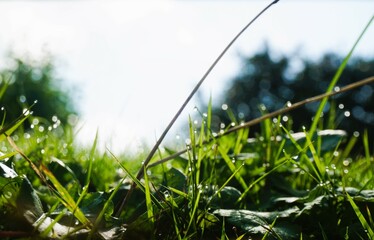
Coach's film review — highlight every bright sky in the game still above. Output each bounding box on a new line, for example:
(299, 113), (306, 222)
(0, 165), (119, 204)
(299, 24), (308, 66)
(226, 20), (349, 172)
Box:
(0, 1), (373, 154)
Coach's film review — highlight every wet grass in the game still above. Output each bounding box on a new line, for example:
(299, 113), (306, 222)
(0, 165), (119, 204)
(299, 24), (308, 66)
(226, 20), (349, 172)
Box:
(1, 3), (374, 240)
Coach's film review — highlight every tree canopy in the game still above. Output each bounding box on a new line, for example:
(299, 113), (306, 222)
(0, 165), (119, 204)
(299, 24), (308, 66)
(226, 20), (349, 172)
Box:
(0, 56), (77, 127)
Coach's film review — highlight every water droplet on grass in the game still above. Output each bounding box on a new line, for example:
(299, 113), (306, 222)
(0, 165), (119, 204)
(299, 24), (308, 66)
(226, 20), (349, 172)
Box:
(19, 95), (26, 103)
(221, 104), (228, 111)
(32, 118), (39, 125)
(344, 111), (350, 117)
(334, 86), (341, 92)
(286, 101), (292, 107)
(282, 116), (288, 122)
(343, 159), (350, 166)
(338, 104), (344, 109)
(23, 108), (30, 116)
(38, 126), (45, 132)
(353, 131), (360, 137)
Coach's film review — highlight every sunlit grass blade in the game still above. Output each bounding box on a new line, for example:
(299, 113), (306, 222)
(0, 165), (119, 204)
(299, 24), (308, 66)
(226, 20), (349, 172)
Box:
(108, 150), (161, 209)
(0, 78), (10, 101)
(74, 130), (98, 218)
(303, 129), (324, 181)
(0, 151), (17, 160)
(89, 176), (126, 239)
(41, 165), (91, 227)
(218, 146), (248, 190)
(308, 15), (373, 138)
(237, 158), (289, 202)
(362, 130), (371, 163)
(0, 114), (28, 142)
(143, 166), (155, 224)
(346, 193), (374, 239)
(185, 187), (202, 237)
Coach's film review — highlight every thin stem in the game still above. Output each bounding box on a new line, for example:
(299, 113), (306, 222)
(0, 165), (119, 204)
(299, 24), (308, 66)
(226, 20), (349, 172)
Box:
(114, 0), (280, 217)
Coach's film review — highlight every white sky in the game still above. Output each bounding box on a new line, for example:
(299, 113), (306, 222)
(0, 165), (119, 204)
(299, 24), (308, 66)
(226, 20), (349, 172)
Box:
(0, 0), (373, 154)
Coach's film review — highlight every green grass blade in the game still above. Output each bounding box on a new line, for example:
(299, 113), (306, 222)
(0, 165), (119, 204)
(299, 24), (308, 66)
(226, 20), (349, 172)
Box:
(89, 176), (126, 239)
(238, 158), (289, 202)
(185, 187), (202, 237)
(346, 193), (374, 239)
(362, 130), (371, 163)
(41, 166), (91, 227)
(308, 15), (373, 138)
(109, 150), (161, 208)
(303, 129), (324, 181)
(144, 166), (155, 224)
(218, 146), (248, 190)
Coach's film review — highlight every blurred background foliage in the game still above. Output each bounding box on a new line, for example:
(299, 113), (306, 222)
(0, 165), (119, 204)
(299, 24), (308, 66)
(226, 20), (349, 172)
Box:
(1, 48), (373, 146)
(204, 47), (374, 143)
(0, 55), (77, 127)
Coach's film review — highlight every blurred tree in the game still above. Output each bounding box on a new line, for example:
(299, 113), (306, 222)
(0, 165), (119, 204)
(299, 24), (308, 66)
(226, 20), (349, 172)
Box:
(208, 47), (374, 139)
(0, 55), (77, 126)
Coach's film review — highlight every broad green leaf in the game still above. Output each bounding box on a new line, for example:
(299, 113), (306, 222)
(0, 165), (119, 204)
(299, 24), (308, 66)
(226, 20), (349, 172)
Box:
(214, 208), (300, 239)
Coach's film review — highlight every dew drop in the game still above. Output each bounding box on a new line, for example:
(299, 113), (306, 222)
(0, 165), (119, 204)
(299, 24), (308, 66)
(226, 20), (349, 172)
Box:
(52, 115), (58, 122)
(343, 159), (350, 166)
(34, 100), (38, 104)
(185, 138), (191, 145)
(19, 95), (26, 103)
(286, 101), (292, 107)
(338, 104), (344, 109)
(334, 86), (341, 92)
(272, 118), (278, 124)
(220, 123), (225, 129)
(23, 108), (30, 116)
(353, 131), (360, 137)
(344, 111), (350, 117)
(38, 126), (45, 132)
(282, 116), (288, 122)
(32, 118), (39, 126)
(221, 104), (228, 111)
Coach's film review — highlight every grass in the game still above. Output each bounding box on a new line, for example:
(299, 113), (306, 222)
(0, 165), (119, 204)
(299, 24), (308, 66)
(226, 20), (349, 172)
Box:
(1, 4), (374, 240)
